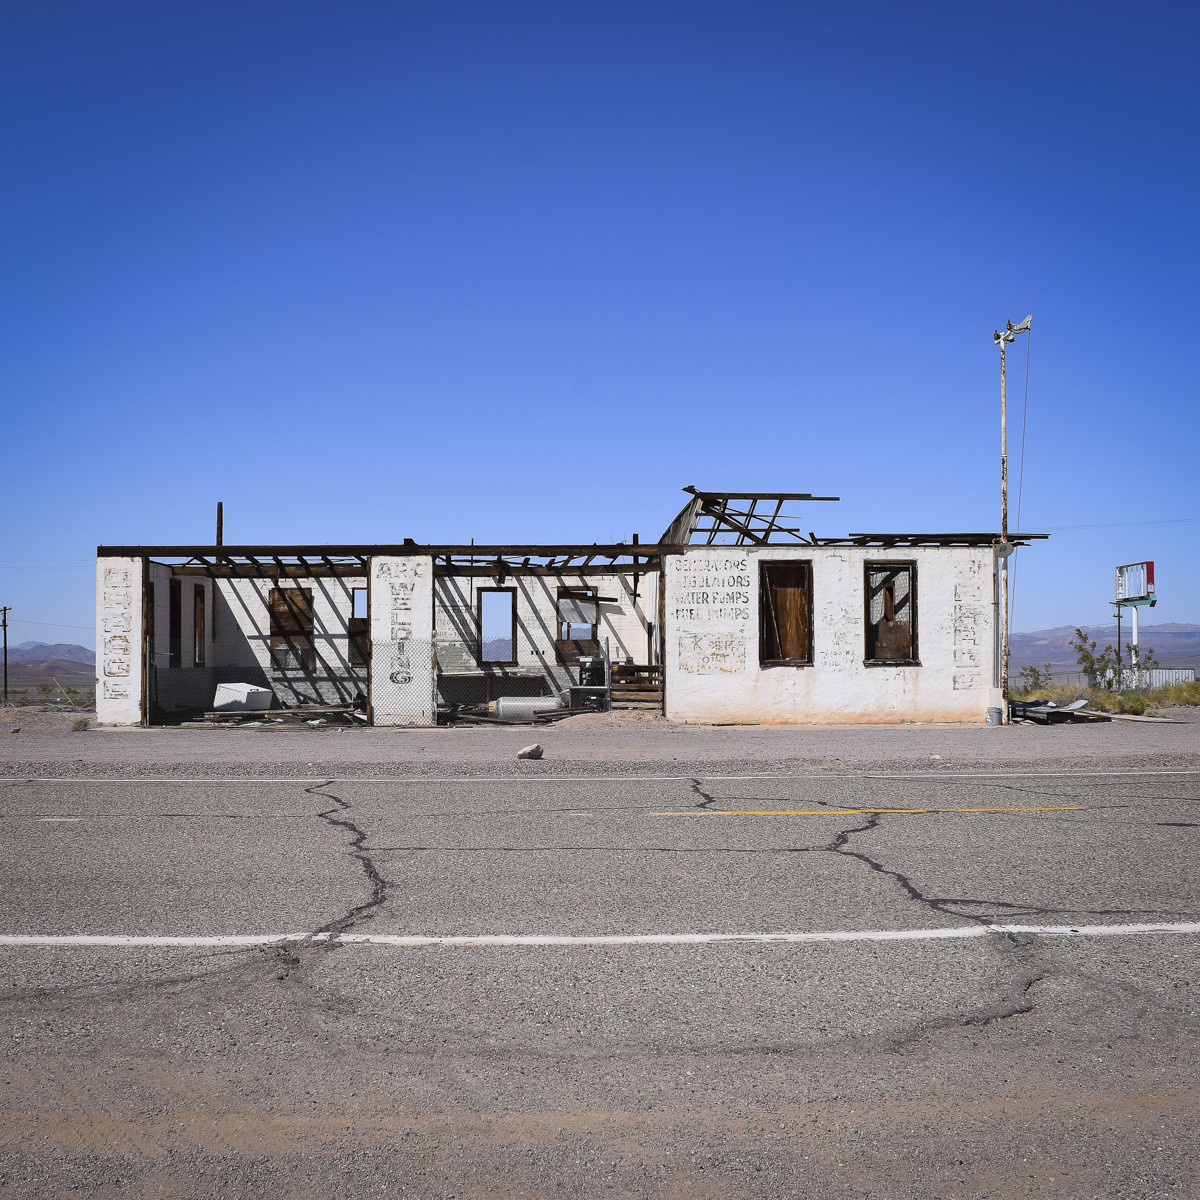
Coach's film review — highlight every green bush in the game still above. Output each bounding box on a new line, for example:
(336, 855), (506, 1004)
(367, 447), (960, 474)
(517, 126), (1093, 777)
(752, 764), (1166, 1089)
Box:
(1011, 683), (1156, 715)
(1148, 680), (1200, 707)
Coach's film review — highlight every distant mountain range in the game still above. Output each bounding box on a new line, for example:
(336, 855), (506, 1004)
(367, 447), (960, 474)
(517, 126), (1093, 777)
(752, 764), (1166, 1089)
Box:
(3, 643), (96, 692)
(12, 642), (95, 664)
(1011, 623), (1200, 674)
(3, 629), (1194, 691)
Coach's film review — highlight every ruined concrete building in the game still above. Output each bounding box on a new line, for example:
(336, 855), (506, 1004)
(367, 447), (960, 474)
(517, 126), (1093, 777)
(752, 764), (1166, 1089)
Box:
(95, 488), (1045, 726)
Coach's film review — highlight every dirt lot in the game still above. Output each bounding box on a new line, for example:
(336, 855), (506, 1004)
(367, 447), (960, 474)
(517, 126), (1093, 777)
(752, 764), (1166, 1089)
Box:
(2, 704), (1196, 779)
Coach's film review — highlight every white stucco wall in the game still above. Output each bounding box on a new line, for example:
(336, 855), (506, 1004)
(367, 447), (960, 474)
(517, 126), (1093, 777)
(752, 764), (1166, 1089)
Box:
(433, 571), (659, 696)
(95, 557), (144, 725)
(213, 574), (368, 706)
(370, 555), (435, 726)
(663, 545), (1002, 725)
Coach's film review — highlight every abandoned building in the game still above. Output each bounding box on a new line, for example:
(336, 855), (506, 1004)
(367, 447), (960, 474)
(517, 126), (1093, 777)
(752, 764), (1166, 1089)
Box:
(94, 488), (1045, 727)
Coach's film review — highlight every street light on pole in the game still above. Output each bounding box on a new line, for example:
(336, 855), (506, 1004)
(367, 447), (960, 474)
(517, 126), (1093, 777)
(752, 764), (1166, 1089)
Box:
(994, 314), (1031, 719)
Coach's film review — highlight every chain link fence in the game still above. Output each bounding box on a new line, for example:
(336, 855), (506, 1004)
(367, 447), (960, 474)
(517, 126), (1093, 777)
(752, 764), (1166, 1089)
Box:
(148, 661), (369, 725)
(369, 638), (438, 726)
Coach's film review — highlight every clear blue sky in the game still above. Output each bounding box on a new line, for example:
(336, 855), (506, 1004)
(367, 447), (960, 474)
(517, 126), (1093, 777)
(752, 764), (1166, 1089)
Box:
(3, 1), (1197, 649)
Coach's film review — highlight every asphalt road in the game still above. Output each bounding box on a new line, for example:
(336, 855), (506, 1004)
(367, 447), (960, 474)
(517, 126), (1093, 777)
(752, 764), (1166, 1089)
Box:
(2, 767), (1199, 1198)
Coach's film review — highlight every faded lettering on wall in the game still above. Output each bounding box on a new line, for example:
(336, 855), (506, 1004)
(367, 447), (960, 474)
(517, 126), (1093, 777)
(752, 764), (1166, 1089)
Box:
(101, 564), (135, 698)
(952, 561), (985, 691)
(679, 632), (746, 674)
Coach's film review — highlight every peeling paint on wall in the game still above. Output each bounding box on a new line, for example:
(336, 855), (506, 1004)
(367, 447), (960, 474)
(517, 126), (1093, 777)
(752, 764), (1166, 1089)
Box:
(664, 546), (1003, 725)
(370, 556), (435, 726)
(679, 632), (746, 674)
(95, 557), (143, 725)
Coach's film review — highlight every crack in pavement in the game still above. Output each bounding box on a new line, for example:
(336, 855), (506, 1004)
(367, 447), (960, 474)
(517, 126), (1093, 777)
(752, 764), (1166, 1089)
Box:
(791, 810), (1164, 925)
(887, 971), (1046, 1052)
(307, 781), (389, 939)
(796, 812), (1000, 929)
(689, 778), (719, 810)
(792, 812), (1061, 1044)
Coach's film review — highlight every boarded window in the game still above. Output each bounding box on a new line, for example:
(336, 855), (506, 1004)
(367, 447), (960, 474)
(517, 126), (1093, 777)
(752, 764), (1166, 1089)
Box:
(865, 563), (917, 664)
(348, 588), (369, 667)
(193, 585), (205, 668)
(556, 587), (600, 663)
(168, 578), (182, 668)
(269, 587), (315, 672)
(760, 562), (813, 664)
(478, 588), (517, 665)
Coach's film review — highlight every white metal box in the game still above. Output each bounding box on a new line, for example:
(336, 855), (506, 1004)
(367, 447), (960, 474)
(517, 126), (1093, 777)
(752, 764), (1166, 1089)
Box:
(212, 683), (272, 712)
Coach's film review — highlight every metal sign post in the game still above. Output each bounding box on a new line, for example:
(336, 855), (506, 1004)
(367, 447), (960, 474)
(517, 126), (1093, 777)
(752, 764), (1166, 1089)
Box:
(1115, 561), (1156, 687)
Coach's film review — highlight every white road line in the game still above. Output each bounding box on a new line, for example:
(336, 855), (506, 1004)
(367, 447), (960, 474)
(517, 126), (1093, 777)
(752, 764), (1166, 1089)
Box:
(0, 934), (308, 947)
(2, 921), (1199, 949)
(1, 770), (1197, 785)
(38, 817), (81, 822)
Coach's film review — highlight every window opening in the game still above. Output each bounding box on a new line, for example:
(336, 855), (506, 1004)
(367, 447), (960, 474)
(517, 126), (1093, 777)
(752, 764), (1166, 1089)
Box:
(556, 587), (600, 663)
(168, 579), (181, 669)
(349, 587), (369, 667)
(193, 585), (205, 668)
(760, 562), (813, 664)
(478, 588), (517, 665)
(269, 587), (316, 672)
(865, 563), (917, 664)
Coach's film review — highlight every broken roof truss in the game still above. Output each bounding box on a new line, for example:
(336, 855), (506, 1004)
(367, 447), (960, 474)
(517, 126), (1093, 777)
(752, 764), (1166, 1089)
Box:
(99, 487), (1047, 575)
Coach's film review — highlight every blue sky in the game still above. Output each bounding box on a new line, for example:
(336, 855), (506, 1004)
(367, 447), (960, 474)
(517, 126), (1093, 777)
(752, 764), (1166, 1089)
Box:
(2, 1), (1197, 648)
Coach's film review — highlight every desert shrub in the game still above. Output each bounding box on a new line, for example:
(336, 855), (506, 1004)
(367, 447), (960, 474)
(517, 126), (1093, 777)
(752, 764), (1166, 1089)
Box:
(69, 717), (89, 732)
(1018, 663), (1055, 691)
(1011, 682), (1091, 705)
(1011, 683), (1150, 714)
(1148, 680), (1200, 707)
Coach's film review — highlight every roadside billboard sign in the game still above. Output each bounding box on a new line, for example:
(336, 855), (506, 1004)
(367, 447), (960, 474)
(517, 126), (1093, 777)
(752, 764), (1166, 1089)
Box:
(1115, 561), (1155, 606)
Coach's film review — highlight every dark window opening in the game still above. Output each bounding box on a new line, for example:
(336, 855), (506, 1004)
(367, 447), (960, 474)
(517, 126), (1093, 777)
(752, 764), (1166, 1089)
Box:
(865, 563), (917, 664)
(193, 585), (205, 668)
(478, 588), (517, 665)
(760, 562), (813, 665)
(349, 587), (369, 667)
(168, 579), (182, 668)
(556, 587), (599, 663)
(269, 587), (316, 672)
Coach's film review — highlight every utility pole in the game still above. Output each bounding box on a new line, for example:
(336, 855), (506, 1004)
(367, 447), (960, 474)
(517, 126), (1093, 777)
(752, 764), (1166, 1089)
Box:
(1, 606), (9, 706)
(1113, 603), (1123, 689)
(993, 315), (1032, 720)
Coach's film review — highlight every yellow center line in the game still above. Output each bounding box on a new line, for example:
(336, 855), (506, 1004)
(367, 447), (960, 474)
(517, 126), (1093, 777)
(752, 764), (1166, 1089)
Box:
(650, 806), (1085, 816)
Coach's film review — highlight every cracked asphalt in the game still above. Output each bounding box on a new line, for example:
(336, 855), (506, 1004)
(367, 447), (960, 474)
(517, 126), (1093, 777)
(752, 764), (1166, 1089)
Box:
(1, 721), (1199, 1198)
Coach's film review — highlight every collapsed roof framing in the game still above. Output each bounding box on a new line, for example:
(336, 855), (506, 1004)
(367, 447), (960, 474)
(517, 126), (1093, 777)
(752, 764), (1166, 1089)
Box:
(96, 543), (672, 578)
(98, 487), (1049, 574)
(660, 487), (841, 546)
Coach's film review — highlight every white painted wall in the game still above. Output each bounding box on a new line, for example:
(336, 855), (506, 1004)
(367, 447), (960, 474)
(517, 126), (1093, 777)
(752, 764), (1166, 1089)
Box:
(663, 545), (1002, 724)
(95, 557), (144, 725)
(370, 556), (435, 726)
(213, 575), (368, 707)
(433, 570), (660, 697)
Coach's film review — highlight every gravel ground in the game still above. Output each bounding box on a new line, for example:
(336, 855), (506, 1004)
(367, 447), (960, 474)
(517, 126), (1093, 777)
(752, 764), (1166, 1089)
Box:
(1, 704), (1196, 779)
